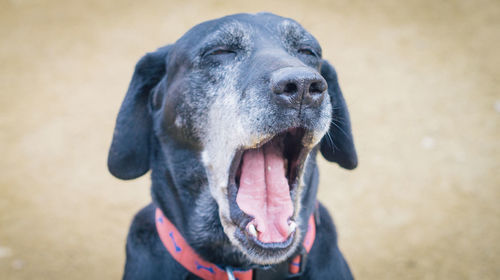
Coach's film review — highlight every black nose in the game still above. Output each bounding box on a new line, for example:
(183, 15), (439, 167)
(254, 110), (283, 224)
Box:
(271, 67), (327, 109)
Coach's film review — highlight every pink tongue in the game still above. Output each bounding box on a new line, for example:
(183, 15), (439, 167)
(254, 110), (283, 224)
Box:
(236, 142), (293, 243)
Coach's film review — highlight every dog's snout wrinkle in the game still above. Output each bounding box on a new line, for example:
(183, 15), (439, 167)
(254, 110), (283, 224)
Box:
(270, 67), (327, 110)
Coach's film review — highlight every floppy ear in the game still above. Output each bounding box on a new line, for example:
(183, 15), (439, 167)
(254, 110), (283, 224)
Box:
(319, 60), (358, 169)
(108, 46), (170, 180)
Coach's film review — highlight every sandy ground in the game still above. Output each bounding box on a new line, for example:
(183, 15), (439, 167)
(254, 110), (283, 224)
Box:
(1, 0), (499, 279)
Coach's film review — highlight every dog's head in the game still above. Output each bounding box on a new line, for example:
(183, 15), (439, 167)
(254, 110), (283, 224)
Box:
(108, 13), (356, 265)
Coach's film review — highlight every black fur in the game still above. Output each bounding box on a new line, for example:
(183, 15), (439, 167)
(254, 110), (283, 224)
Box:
(108, 13), (357, 279)
(319, 60), (358, 169)
(108, 46), (170, 180)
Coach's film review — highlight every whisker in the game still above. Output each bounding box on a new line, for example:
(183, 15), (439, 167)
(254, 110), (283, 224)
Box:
(330, 119), (351, 140)
(330, 114), (347, 122)
(325, 130), (338, 151)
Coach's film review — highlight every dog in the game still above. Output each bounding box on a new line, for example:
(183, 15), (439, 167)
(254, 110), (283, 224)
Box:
(108, 12), (357, 280)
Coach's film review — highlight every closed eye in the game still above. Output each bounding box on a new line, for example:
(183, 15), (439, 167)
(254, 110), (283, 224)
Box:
(298, 48), (318, 57)
(210, 49), (235, 55)
(204, 47), (237, 57)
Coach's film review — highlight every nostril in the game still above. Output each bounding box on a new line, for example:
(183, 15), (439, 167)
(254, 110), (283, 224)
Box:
(283, 83), (298, 95)
(309, 81), (326, 95)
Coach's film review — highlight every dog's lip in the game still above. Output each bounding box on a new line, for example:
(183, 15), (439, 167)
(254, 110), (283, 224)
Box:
(237, 225), (296, 249)
(227, 127), (309, 247)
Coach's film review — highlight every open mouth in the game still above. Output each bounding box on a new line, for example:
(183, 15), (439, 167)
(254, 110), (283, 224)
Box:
(227, 127), (308, 251)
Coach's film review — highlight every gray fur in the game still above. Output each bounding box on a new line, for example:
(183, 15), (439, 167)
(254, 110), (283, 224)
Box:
(109, 13), (357, 276)
(157, 14), (330, 264)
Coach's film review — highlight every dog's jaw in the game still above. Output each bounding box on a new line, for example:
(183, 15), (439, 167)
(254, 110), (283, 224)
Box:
(201, 149), (302, 265)
(200, 101), (329, 265)
(201, 134), (327, 264)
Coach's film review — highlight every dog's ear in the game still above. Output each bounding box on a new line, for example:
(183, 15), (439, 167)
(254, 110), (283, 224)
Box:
(319, 60), (358, 169)
(108, 46), (170, 180)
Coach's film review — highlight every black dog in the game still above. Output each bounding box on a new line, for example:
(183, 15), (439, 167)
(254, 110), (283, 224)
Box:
(108, 13), (357, 280)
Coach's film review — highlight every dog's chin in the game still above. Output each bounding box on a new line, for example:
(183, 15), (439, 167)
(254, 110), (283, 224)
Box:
(222, 127), (311, 264)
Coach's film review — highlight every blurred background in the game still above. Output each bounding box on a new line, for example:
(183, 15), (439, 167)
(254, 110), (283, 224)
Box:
(1, 0), (499, 279)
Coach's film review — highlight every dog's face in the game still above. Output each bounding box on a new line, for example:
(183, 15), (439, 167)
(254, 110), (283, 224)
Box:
(108, 13), (357, 265)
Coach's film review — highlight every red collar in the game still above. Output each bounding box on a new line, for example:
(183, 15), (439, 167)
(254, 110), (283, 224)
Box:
(155, 208), (316, 280)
